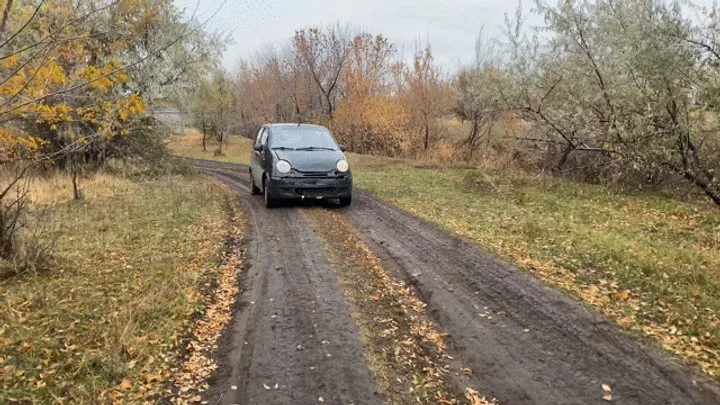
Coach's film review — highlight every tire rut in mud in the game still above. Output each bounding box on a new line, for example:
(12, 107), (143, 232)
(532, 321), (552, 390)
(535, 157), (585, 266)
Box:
(302, 207), (495, 405)
(343, 193), (720, 405)
(203, 169), (380, 405)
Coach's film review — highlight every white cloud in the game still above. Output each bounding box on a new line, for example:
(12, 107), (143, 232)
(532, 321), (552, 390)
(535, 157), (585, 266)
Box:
(174, 0), (717, 72)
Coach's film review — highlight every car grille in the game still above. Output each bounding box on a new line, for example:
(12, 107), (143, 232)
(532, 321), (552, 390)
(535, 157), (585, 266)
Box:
(299, 171), (333, 177)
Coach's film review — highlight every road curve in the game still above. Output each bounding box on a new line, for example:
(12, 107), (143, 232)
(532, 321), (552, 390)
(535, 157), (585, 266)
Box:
(196, 159), (720, 405)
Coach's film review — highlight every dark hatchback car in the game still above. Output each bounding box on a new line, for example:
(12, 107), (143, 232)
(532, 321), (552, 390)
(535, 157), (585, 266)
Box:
(249, 124), (352, 208)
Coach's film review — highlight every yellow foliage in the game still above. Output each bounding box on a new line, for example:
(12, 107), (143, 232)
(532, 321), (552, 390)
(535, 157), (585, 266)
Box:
(0, 0), (159, 163)
(0, 128), (42, 163)
(331, 94), (415, 156)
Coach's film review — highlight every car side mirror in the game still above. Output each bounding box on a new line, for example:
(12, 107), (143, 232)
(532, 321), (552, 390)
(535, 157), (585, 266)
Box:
(338, 145), (346, 152)
(253, 144), (264, 152)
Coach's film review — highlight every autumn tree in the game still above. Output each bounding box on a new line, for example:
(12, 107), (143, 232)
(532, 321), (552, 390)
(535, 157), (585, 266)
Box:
(485, 0), (720, 205)
(330, 33), (414, 155)
(396, 45), (451, 152)
(293, 24), (352, 117)
(194, 69), (236, 155)
(0, 0), (222, 261)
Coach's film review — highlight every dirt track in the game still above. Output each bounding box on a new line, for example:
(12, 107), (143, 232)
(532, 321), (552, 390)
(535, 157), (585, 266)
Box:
(196, 159), (720, 405)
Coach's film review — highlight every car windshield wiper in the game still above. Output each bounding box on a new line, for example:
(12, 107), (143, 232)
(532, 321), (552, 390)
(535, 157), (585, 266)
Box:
(295, 146), (336, 151)
(271, 146), (296, 150)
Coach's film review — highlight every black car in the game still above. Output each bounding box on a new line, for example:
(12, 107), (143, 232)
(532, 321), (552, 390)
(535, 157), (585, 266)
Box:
(249, 123), (352, 208)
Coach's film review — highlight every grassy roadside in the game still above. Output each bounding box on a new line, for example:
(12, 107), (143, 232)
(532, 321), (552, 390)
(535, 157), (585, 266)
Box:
(167, 130), (252, 165)
(0, 171), (235, 402)
(350, 157), (720, 379)
(166, 131), (720, 379)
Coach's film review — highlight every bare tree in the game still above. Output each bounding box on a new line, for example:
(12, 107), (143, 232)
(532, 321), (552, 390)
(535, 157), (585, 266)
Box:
(293, 24), (352, 116)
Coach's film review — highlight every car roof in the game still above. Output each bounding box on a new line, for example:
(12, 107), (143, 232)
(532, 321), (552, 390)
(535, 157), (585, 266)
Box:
(265, 123), (327, 131)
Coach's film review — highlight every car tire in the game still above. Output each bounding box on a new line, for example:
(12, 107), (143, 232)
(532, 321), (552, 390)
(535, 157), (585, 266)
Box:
(250, 172), (260, 195)
(264, 178), (278, 208)
(339, 195), (352, 207)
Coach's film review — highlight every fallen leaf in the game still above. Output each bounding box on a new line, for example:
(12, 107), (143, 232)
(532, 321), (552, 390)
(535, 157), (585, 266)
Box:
(274, 383), (279, 389)
(602, 384), (612, 392)
(120, 379), (132, 390)
(263, 384), (271, 390)
(603, 393), (613, 401)
(318, 396), (324, 402)
(146, 374), (161, 384)
(614, 290), (629, 300)
(231, 385), (237, 390)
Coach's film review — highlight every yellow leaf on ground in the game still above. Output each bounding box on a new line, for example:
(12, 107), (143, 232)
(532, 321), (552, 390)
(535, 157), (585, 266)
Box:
(145, 374), (161, 384)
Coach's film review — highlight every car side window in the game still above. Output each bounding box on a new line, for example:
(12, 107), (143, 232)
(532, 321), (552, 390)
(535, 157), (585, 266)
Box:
(259, 128), (268, 146)
(254, 127), (264, 146)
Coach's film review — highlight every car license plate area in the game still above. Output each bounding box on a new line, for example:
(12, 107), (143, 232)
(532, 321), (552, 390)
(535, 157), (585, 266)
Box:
(295, 187), (337, 197)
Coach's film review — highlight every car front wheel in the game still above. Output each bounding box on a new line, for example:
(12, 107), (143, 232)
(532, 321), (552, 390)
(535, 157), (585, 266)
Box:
(250, 172), (260, 195)
(264, 178), (278, 208)
(339, 195), (352, 207)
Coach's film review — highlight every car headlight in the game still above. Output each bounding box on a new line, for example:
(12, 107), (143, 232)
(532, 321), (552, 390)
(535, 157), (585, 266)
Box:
(336, 159), (349, 173)
(276, 160), (292, 174)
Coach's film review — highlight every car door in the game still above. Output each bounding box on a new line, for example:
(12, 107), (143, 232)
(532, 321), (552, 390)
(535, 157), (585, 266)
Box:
(251, 127), (266, 186)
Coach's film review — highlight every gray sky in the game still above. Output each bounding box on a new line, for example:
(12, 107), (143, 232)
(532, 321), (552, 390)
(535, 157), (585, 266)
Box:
(173, 0), (716, 73)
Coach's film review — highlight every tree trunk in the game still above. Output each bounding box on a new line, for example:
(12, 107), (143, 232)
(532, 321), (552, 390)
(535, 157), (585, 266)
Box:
(466, 117), (479, 162)
(217, 133), (224, 154)
(325, 91), (334, 117)
(72, 168), (81, 200)
(201, 112), (207, 151)
(0, 0), (13, 34)
(424, 119), (430, 151)
(555, 143), (574, 173)
(682, 170), (720, 206)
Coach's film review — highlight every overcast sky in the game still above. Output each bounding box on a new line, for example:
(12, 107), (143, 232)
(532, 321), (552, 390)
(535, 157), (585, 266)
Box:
(173, 0), (716, 73)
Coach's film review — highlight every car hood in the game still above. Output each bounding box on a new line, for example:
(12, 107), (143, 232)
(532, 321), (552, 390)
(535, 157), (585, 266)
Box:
(272, 149), (345, 172)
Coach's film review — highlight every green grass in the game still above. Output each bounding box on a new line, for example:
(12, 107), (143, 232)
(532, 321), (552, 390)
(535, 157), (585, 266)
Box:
(0, 172), (233, 402)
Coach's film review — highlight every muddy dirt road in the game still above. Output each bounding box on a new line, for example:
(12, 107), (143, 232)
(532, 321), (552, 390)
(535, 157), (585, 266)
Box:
(196, 159), (720, 405)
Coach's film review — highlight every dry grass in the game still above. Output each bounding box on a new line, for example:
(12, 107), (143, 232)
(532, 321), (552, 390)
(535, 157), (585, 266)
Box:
(0, 171), (234, 402)
(166, 129), (253, 165)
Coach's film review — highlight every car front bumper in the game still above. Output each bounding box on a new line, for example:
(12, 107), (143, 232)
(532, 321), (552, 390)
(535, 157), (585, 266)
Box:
(268, 175), (352, 200)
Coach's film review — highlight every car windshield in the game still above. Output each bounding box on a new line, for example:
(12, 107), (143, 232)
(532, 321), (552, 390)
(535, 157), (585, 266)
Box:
(269, 128), (338, 150)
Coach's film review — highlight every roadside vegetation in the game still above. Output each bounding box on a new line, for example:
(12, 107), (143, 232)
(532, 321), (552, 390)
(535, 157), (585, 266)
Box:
(0, 173), (235, 402)
(0, 0), (241, 402)
(226, 1), (720, 208)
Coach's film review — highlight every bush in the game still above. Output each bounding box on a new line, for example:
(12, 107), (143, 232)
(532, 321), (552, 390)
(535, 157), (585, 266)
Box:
(0, 168), (56, 279)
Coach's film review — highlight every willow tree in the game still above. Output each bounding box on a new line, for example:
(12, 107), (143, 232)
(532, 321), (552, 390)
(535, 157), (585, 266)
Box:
(493, 0), (720, 204)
